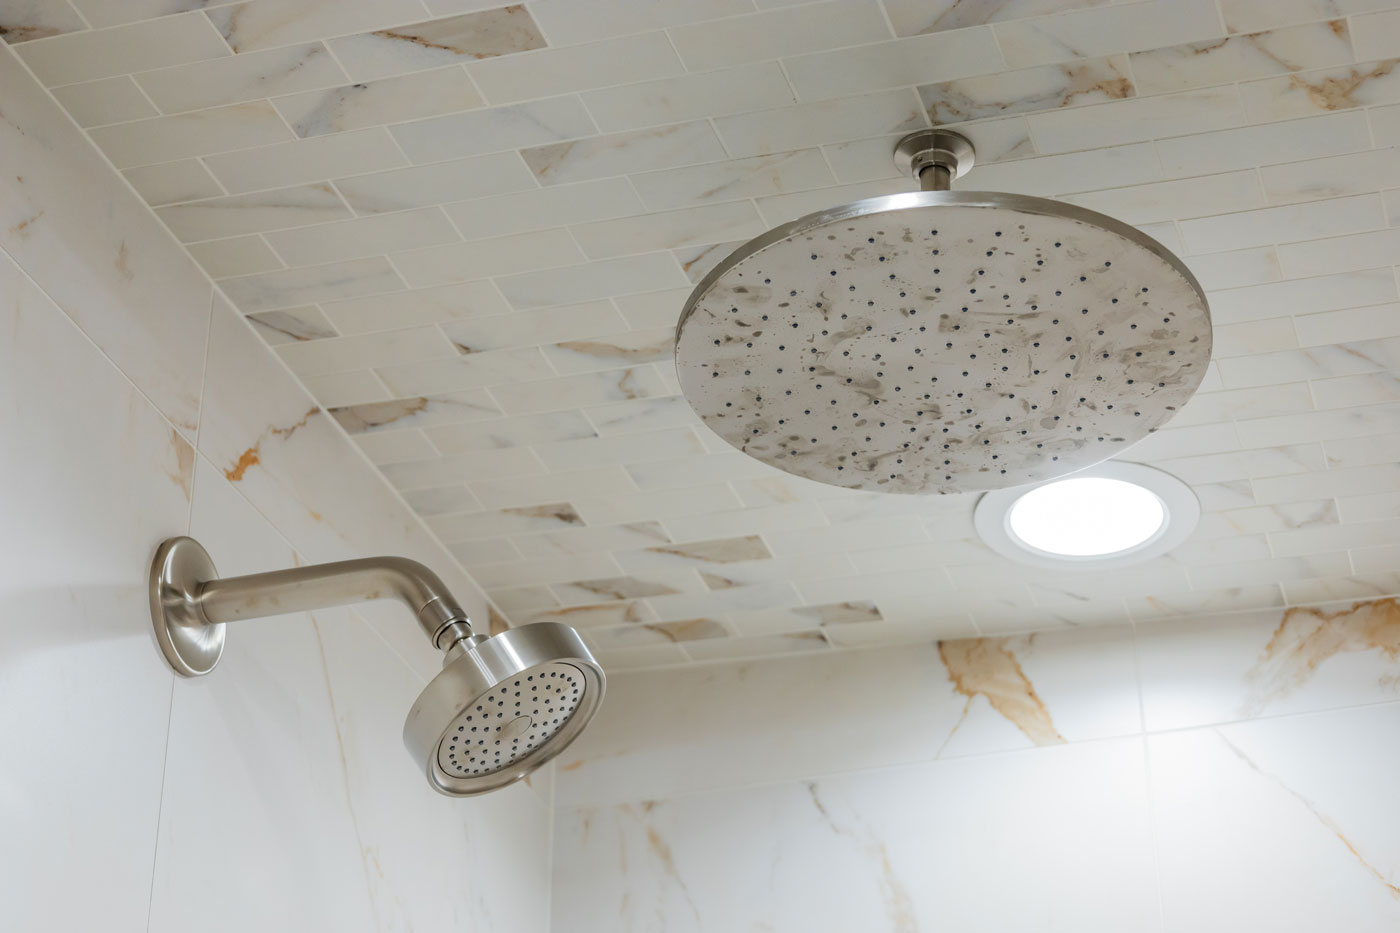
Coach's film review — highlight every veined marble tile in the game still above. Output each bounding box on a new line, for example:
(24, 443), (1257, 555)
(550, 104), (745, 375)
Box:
(1221, 500), (1338, 535)
(15, 11), (228, 84)
(266, 206), (459, 267)
(466, 30), (681, 105)
(628, 149), (834, 211)
(1156, 109), (1371, 178)
(330, 390), (500, 435)
(884, 0), (1110, 36)
(374, 347), (555, 395)
(471, 552), (625, 589)
(920, 54), (1133, 123)
(275, 324), (457, 377)
(569, 483), (743, 526)
(1131, 20), (1354, 96)
(495, 253), (688, 309)
(49, 75), (157, 126)
(521, 121), (725, 187)
(380, 446), (546, 489)
(0, 0), (86, 43)
(1127, 583), (1286, 620)
(1311, 372), (1400, 410)
(517, 601), (659, 629)
(1261, 146), (1400, 205)
(320, 280), (509, 335)
(662, 503), (829, 543)
(1235, 401), (1400, 449)
(207, 0), (427, 53)
(681, 628), (828, 660)
(667, 0), (889, 71)
(273, 66), (483, 138)
(1371, 100), (1400, 146)
(187, 235), (284, 279)
(514, 522), (672, 560)
(1212, 318), (1298, 358)
(441, 300), (626, 352)
(571, 201), (765, 260)
(783, 26), (1002, 101)
(1179, 192), (1384, 252)
(489, 584), (559, 613)
(1339, 489), (1400, 524)
(1217, 339), (1400, 389)
(585, 395), (699, 435)
(333, 151), (537, 213)
(526, 0), (752, 46)
(135, 41), (346, 113)
(673, 239), (744, 283)
(429, 502), (586, 542)
(247, 305), (336, 344)
(1283, 572), (1400, 605)
(1217, 0), (1400, 34)
(1189, 553), (1353, 592)
(156, 183), (351, 242)
(1270, 517), (1400, 557)
(300, 369), (390, 408)
(589, 642), (689, 669)
(612, 287), (692, 329)
(389, 227), (583, 289)
(1063, 169), (1263, 225)
(489, 366), (670, 415)
(89, 101), (293, 169)
(1324, 430), (1400, 467)
(1277, 227), (1400, 278)
(550, 570), (701, 605)
(1181, 245), (1280, 290)
(1028, 84), (1245, 153)
(587, 617), (732, 651)
(713, 88), (927, 159)
(123, 159), (225, 207)
(1240, 58), (1400, 122)
(391, 96), (596, 164)
(443, 177), (644, 241)
(425, 410), (595, 452)
(220, 256), (404, 313)
(69, 0), (238, 27)
(203, 127), (406, 194)
(621, 451), (775, 493)
(1294, 303), (1400, 347)
(541, 327), (675, 375)
(995, 0), (1223, 68)
(328, 6), (546, 83)
(1208, 268), (1397, 325)
(753, 178), (908, 225)
(1171, 381), (1314, 429)
(582, 61), (794, 133)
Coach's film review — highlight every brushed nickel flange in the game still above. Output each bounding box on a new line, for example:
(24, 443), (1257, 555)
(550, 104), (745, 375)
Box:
(893, 129), (976, 191)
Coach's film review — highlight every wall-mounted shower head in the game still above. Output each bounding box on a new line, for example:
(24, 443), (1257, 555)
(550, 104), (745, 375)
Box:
(148, 537), (604, 797)
(674, 129), (1212, 495)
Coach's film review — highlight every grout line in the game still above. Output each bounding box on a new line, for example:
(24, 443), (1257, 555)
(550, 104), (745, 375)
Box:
(142, 675), (177, 933)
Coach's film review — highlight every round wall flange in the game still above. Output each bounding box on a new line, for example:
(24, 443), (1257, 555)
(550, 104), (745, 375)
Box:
(149, 536), (225, 677)
(893, 129), (976, 182)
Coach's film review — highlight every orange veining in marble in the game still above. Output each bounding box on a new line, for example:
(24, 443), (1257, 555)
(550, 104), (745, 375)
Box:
(938, 637), (1066, 746)
(1244, 598), (1400, 712)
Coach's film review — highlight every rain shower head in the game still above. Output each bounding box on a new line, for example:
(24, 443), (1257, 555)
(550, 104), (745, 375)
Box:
(675, 129), (1212, 495)
(149, 537), (604, 797)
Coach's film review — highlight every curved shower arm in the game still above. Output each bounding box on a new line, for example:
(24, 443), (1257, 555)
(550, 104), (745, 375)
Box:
(194, 555), (473, 648)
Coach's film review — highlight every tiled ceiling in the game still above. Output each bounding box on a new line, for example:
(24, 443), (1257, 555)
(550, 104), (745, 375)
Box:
(9, 0), (1400, 670)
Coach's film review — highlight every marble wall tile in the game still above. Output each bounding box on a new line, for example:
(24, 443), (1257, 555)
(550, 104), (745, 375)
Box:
(569, 483), (743, 526)
(1294, 302), (1400, 347)
(628, 149), (835, 211)
(333, 151), (538, 212)
(0, 46), (212, 434)
(920, 54), (1134, 123)
(49, 75), (157, 126)
(1156, 109), (1371, 178)
(430, 502), (587, 542)
(514, 522), (673, 560)
(247, 305), (336, 344)
(89, 101), (293, 169)
(374, 347), (555, 395)
(275, 325), (458, 377)
(442, 177), (645, 241)
(301, 369), (392, 408)
(540, 327), (676, 375)
(582, 61), (795, 133)
(521, 120), (725, 186)
(188, 235), (285, 279)
(1182, 245), (1281, 290)
(15, 11), (228, 84)
(207, 0), (427, 53)
(327, 6), (547, 83)
(203, 127), (407, 194)
(273, 66), (483, 138)
(0, 245), (189, 932)
(134, 41), (346, 113)
(381, 446), (546, 489)
(0, 0), (86, 43)
(266, 206), (458, 267)
(782, 26), (1003, 101)
(1240, 58), (1400, 122)
(668, 0), (889, 71)
(1217, 0), (1399, 34)
(471, 466), (643, 510)
(1217, 339), (1400, 389)
(1209, 268), (1397, 324)
(1261, 146), (1400, 204)
(466, 31), (682, 104)
(713, 88), (928, 158)
(1179, 192), (1384, 252)
(156, 183), (351, 242)
(68, 0), (236, 27)
(884, 0), (1110, 36)
(1130, 19), (1355, 95)
(219, 256), (404, 313)
(391, 96), (597, 164)
(441, 300), (624, 352)
(320, 280), (509, 335)
(1028, 84), (1245, 153)
(124, 159), (225, 207)
(389, 227), (583, 288)
(1371, 100), (1400, 145)
(330, 390), (500, 436)
(525, 0), (752, 46)
(425, 410), (595, 452)
(495, 253), (688, 309)
(1063, 168), (1264, 225)
(995, 0), (1223, 68)
(1277, 227), (1400, 278)
(570, 201), (765, 260)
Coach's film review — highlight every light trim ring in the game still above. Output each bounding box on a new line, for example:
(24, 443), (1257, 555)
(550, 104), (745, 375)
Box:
(974, 461), (1200, 570)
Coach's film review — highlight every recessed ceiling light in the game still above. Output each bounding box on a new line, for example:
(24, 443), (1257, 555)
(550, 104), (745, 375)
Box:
(974, 462), (1199, 570)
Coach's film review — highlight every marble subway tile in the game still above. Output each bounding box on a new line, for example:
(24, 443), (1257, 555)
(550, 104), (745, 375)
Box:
(0, 0), (86, 43)
(391, 96), (597, 164)
(1181, 246), (1280, 290)
(266, 206), (459, 267)
(1211, 318), (1298, 358)
(202, 127), (407, 194)
(525, 0), (752, 46)
(1155, 110), (1371, 178)
(467, 31), (682, 105)
(570, 483), (743, 526)
(471, 552), (625, 589)
(1277, 227), (1400, 278)
(783, 26), (1003, 101)
(584, 395), (698, 436)
(1294, 303), (1400, 347)
(1028, 85), (1245, 154)
(443, 177), (645, 241)
(1217, 339), (1400, 389)
(441, 300), (627, 352)
(49, 76), (157, 126)
(1062, 169), (1263, 225)
(1261, 147), (1400, 205)
(628, 149), (835, 211)
(88, 101), (293, 169)
(495, 253), (688, 309)
(299, 369), (390, 408)
(667, 0), (889, 71)
(995, 0), (1223, 68)
(68, 0), (238, 27)
(1208, 268), (1397, 325)
(920, 54), (1133, 123)
(273, 66), (483, 138)
(612, 287), (692, 329)
(207, 0), (427, 53)
(521, 120), (725, 186)
(1240, 58), (1400, 122)
(327, 6), (547, 82)
(374, 346), (554, 395)
(218, 256), (404, 313)
(389, 227), (583, 288)
(430, 502), (586, 542)
(541, 327), (675, 375)
(156, 183), (350, 242)
(247, 305), (336, 344)
(123, 159), (225, 207)
(320, 280), (509, 335)
(1178, 192), (1384, 252)
(551, 571), (700, 605)
(884, 0), (1111, 37)
(424, 410), (595, 452)
(713, 88), (928, 159)
(582, 61), (795, 133)
(134, 41), (346, 113)
(1221, 500), (1339, 534)
(333, 151), (538, 212)
(276, 324), (458, 377)
(514, 522), (672, 560)
(588, 642), (689, 669)
(380, 446), (547, 489)
(187, 235), (284, 279)
(517, 601), (659, 629)
(489, 584), (559, 613)
(489, 366), (670, 415)
(587, 617), (732, 651)
(1127, 583), (1286, 620)
(1371, 100), (1400, 146)
(1216, 0), (1398, 33)
(329, 390), (500, 435)
(571, 201), (766, 260)
(14, 11), (229, 84)
(1129, 20), (1354, 95)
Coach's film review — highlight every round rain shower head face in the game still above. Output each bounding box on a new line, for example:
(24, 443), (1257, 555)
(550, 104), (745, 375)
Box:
(404, 622), (605, 797)
(675, 190), (1212, 495)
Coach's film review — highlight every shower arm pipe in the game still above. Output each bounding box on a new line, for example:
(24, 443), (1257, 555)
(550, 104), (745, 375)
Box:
(194, 556), (475, 650)
(918, 164), (952, 192)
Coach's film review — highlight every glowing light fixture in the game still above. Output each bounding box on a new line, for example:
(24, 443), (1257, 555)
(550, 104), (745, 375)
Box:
(975, 462), (1198, 570)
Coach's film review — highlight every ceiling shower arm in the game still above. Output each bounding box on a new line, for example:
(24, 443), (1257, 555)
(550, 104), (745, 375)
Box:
(195, 556), (473, 649)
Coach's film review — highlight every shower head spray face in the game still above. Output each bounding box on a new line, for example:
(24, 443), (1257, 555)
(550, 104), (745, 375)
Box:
(675, 132), (1212, 495)
(404, 622), (605, 796)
